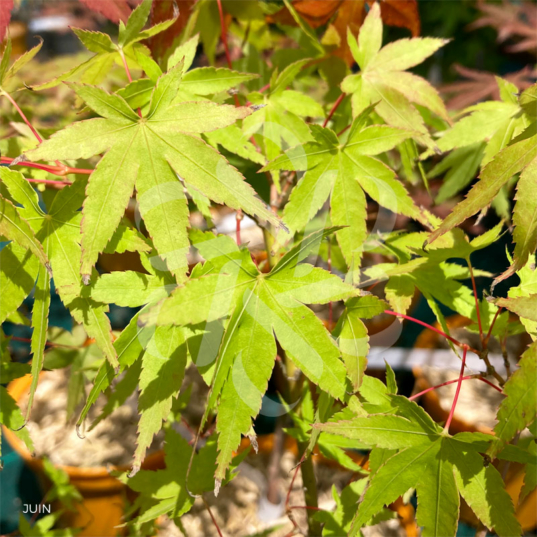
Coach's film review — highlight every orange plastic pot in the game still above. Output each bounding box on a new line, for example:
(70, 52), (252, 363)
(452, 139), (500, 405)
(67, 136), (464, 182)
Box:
(2, 373), (164, 537)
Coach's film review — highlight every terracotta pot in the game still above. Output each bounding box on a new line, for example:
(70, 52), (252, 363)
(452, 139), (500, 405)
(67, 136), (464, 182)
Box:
(2, 373), (165, 537)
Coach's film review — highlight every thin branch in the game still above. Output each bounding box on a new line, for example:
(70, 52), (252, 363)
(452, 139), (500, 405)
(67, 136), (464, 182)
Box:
(202, 496), (224, 537)
(327, 239), (333, 328)
(337, 124), (350, 137)
(216, 0), (240, 108)
(119, 50), (142, 117)
(483, 306), (502, 348)
(409, 373), (503, 401)
(2, 90), (43, 144)
(236, 210), (243, 245)
(289, 505), (326, 512)
(1, 156), (92, 177)
(2, 90), (65, 168)
(444, 345), (468, 432)
(467, 257), (483, 342)
(323, 93), (345, 128)
(384, 310), (478, 354)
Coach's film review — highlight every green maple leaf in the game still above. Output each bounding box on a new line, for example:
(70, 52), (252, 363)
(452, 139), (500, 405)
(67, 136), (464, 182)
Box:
(341, 2), (449, 150)
(0, 169), (118, 393)
(317, 399), (521, 537)
(77, 309), (149, 429)
(496, 294), (537, 322)
(125, 428), (244, 526)
(494, 342), (537, 443)
(0, 37), (43, 91)
(26, 67), (280, 283)
(429, 143), (485, 204)
(243, 59), (323, 183)
(427, 122), (537, 253)
(118, 33), (260, 118)
(152, 228), (355, 486)
(495, 157), (537, 284)
(131, 325), (188, 475)
(426, 78), (525, 166)
(263, 110), (429, 278)
(506, 256), (537, 340)
(31, 0), (176, 91)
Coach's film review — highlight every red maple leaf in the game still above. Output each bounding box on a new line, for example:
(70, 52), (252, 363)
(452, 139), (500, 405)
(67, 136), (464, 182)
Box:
(1, 0), (14, 42)
(439, 64), (537, 110)
(78, 0), (136, 23)
(469, 0), (537, 55)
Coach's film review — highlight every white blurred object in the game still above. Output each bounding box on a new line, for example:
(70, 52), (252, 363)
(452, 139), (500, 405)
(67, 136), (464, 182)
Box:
(257, 493), (284, 523)
(29, 16), (71, 32)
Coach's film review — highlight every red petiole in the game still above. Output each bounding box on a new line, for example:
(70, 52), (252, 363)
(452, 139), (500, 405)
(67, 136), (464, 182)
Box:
(410, 373), (503, 402)
(444, 345), (468, 432)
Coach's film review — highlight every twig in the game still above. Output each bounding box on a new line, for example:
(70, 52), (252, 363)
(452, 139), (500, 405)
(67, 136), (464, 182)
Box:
(216, 0), (240, 108)
(384, 310), (478, 354)
(119, 50), (142, 117)
(409, 373), (503, 401)
(1, 156), (92, 177)
(337, 124), (351, 137)
(289, 505), (325, 511)
(483, 307), (502, 348)
(467, 257), (483, 342)
(202, 496), (224, 537)
(10, 335), (83, 350)
(2, 90), (43, 144)
(323, 94), (345, 128)
(236, 210), (243, 245)
(327, 239), (333, 327)
(444, 345), (468, 432)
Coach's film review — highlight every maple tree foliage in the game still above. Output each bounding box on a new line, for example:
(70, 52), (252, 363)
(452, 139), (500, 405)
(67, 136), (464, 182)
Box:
(0, 0), (536, 536)
(470, 0), (537, 54)
(440, 64), (537, 110)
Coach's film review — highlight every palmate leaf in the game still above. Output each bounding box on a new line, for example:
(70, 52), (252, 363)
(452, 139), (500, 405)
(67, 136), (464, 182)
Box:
(26, 67), (280, 283)
(427, 126), (537, 249)
(495, 157), (537, 285)
(0, 37), (43, 90)
(154, 228), (355, 486)
(0, 241), (39, 324)
(333, 300), (369, 390)
(341, 3), (448, 150)
(122, 33), (260, 113)
(263, 116), (428, 277)
(0, 169), (117, 369)
(125, 429), (245, 526)
(242, 59), (319, 183)
(494, 342), (537, 443)
(318, 407), (521, 537)
(0, 194), (50, 273)
(31, 0), (175, 91)
(132, 325), (187, 475)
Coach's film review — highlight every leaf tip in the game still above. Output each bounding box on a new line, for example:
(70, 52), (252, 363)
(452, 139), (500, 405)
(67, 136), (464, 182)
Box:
(128, 464), (140, 478)
(82, 274), (91, 286)
(250, 104), (266, 112)
(214, 478), (222, 497)
(75, 423), (86, 439)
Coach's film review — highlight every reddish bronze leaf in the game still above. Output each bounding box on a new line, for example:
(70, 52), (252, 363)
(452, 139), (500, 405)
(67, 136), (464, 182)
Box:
(470, 0), (537, 55)
(332, 0), (366, 64)
(267, 0), (343, 28)
(440, 64), (537, 110)
(78, 0), (134, 23)
(149, 0), (196, 60)
(267, 0), (419, 66)
(0, 0), (14, 42)
(371, 0), (420, 37)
